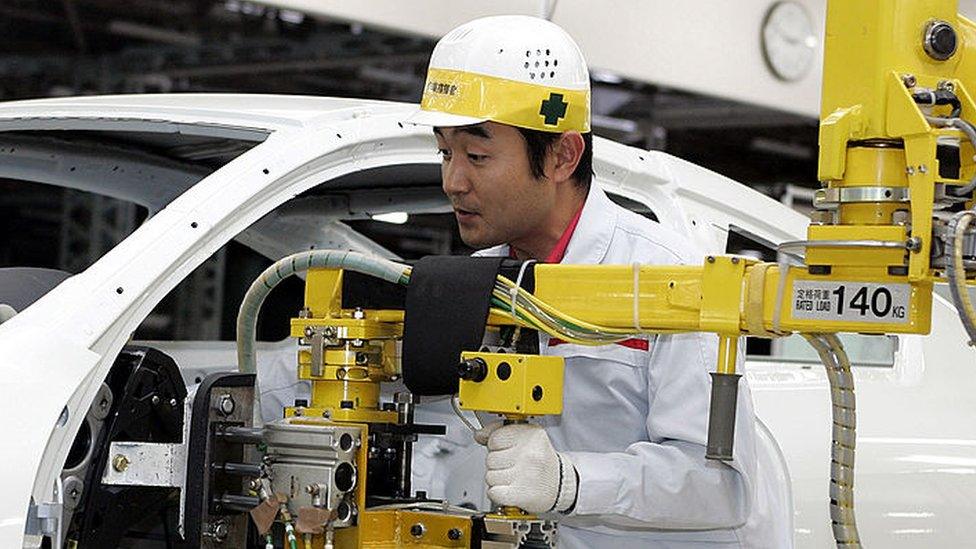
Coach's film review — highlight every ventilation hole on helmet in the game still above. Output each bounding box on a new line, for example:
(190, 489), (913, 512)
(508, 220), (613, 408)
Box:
(530, 72), (535, 79)
(498, 48), (504, 53)
(545, 60), (549, 67)
(550, 71), (555, 78)
(546, 49), (551, 55)
(554, 59), (558, 66)
(535, 61), (539, 67)
(536, 49), (541, 56)
(524, 62), (529, 68)
(526, 50), (531, 57)
(540, 72), (545, 79)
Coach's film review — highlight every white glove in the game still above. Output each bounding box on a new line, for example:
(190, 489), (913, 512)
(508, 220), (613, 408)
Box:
(485, 423), (578, 514)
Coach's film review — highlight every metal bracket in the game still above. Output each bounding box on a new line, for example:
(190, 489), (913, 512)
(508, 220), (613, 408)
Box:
(24, 499), (64, 548)
(100, 396), (193, 537)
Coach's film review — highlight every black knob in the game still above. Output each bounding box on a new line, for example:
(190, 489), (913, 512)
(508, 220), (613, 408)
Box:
(925, 20), (958, 61)
(457, 357), (488, 382)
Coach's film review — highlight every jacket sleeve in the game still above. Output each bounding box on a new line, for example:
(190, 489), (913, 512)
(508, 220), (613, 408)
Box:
(561, 331), (757, 529)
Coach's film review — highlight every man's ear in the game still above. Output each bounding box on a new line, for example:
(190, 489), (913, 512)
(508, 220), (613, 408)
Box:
(548, 131), (585, 185)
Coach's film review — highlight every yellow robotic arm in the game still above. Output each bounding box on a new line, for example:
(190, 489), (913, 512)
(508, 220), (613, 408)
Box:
(233, 2), (976, 547)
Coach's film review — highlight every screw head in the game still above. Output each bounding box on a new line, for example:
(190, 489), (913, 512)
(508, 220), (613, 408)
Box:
(902, 73), (917, 88)
(410, 523), (426, 538)
(210, 521), (229, 541)
(907, 236), (923, 252)
(112, 454), (129, 472)
(448, 528), (463, 540)
(217, 394), (235, 416)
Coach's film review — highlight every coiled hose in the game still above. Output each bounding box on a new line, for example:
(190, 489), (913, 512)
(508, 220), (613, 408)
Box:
(947, 211), (976, 344)
(236, 250), (410, 376)
(803, 334), (861, 548)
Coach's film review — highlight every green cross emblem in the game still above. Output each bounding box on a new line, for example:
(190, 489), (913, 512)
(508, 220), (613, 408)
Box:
(539, 92), (568, 126)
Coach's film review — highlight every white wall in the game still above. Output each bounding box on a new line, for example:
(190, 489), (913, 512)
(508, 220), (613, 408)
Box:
(262, 1), (976, 119)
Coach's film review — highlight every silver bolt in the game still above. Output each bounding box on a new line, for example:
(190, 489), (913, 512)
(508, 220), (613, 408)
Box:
(352, 307), (365, 319)
(151, 395), (160, 406)
(217, 394), (235, 416)
(304, 326), (314, 338)
(352, 339), (364, 347)
(305, 484), (320, 496)
(707, 256), (716, 263)
(907, 236), (923, 252)
(902, 74), (917, 88)
(906, 166), (916, 175)
(209, 521), (229, 541)
(919, 164), (928, 173)
(323, 326), (337, 338)
(169, 398), (178, 407)
(63, 476), (83, 509)
(112, 454), (129, 472)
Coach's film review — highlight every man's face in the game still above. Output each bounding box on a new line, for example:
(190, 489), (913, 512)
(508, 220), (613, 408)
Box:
(435, 122), (554, 249)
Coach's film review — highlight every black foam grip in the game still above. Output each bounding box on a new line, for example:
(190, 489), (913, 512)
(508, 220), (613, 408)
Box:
(401, 256), (505, 395)
(706, 372), (741, 461)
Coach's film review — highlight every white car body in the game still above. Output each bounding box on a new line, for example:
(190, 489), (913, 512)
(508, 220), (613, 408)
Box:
(0, 94), (972, 548)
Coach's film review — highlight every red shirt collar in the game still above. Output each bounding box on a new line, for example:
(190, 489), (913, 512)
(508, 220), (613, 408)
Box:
(508, 202), (585, 264)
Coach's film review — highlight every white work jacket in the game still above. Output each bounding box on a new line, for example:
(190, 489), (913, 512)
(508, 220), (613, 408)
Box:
(411, 185), (790, 548)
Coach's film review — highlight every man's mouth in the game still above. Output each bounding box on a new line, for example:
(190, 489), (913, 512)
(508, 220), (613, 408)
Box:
(454, 208), (480, 220)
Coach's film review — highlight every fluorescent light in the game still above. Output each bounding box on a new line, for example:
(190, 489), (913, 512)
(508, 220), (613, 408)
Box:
(371, 212), (408, 224)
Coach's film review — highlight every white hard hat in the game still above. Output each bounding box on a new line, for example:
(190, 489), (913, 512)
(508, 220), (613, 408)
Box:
(406, 15), (591, 133)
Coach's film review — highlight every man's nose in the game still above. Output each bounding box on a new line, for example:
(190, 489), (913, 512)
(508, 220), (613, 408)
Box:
(442, 160), (470, 196)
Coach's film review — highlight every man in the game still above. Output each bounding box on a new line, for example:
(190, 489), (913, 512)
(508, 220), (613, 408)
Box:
(406, 15), (786, 548)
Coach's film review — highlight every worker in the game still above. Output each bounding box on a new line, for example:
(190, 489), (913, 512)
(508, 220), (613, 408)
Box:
(406, 15), (789, 548)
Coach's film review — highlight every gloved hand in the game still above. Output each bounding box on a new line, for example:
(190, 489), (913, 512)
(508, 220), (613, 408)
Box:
(485, 423), (578, 514)
(473, 420), (501, 446)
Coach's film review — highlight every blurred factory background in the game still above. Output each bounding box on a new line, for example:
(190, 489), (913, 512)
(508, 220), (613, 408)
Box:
(0, 0), (923, 339)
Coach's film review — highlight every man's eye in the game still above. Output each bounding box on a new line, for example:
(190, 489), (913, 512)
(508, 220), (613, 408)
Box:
(437, 148), (452, 159)
(467, 153), (488, 162)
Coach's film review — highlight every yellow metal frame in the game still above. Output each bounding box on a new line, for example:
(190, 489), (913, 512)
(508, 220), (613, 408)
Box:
(457, 352), (564, 417)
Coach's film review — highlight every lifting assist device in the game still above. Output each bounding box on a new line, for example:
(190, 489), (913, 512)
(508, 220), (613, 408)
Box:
(82, 1), (976, 547)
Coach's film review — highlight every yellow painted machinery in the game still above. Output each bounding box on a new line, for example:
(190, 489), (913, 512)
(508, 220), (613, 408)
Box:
(226, 1), (976, 547)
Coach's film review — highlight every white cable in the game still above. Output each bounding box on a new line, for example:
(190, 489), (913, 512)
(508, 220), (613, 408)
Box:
(510, 260), (536, 320)
(509, 260), (536, 347)
(451, 394), (482, 433)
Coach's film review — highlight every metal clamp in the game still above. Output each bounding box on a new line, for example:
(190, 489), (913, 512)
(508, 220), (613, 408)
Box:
(813, 186), (911, 208)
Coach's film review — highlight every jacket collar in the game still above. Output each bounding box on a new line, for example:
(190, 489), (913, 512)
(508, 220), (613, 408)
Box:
(475, 184), (616, 264)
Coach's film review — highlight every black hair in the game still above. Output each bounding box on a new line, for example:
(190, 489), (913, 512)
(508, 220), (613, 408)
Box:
(516, 128), (593, 190)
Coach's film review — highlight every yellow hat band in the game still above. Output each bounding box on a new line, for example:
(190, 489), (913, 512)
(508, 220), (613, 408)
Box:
(420, 68), (590, 133)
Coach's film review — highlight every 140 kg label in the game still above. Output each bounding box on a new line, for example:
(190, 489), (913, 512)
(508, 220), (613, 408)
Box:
(791, 280), (910, 324)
